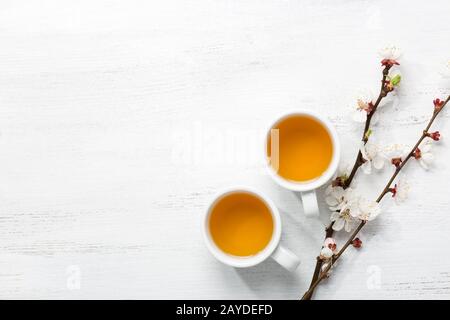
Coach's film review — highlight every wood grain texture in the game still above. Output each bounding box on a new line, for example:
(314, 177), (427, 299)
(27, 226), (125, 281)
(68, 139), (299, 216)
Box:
(0, 0), (449, 299)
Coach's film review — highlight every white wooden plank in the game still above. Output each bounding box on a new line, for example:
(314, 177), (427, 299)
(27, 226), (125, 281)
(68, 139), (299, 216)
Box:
(0, 0), (449, 299)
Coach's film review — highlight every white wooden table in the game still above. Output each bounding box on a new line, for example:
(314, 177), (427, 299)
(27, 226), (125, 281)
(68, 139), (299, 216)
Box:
(0, 0), (449, 299)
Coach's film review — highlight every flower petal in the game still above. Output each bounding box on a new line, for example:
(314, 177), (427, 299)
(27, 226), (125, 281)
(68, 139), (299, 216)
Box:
(396, 180), (410, 202)
(344, 220), (353, 232)
(343, 188), (356, 200)
(330, 204), (343, 211)
(422, 152), (434, 164)
(367, 207), (381, 221)
(419, 159), (429, 170)
(421, 142), (432, 153)
(320, 247), (333, 259)
(359, 199), (381, 221)
(348, 204), (360, 218)
(360, 142), (369, 160)
(332, 217), (345, 231)
(332, 186), (345, 199)
(330, 211), (341, 221)
(365, 143), (378, 158)
(373, 155), (385, 170)
(326, 196), (339, 207)
(367, 210), (377, 219)
(355, 89), (375, 104)
(378, 45), (402, 60)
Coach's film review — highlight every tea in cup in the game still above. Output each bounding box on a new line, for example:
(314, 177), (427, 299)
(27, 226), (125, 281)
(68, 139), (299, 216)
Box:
(203, 187), (300, 271)
(266, 111), (340, 216)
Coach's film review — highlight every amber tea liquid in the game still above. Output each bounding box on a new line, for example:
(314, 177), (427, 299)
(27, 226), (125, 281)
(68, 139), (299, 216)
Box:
(209, 192), (274, 257)
(267, 115), (333, 182)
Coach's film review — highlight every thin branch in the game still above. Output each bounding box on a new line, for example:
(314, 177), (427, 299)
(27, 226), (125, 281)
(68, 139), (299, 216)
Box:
(302, 95), (450, 300)
(304, 64), (392, 299)
(345, 65), (391, 186)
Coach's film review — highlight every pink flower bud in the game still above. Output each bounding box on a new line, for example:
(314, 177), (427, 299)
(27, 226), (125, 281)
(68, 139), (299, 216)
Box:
(391, 157), (402, 168)
(381, 59), (400, 67)
(413, 148), (421, 159)
(427, 131), (441, 141)
(389, 184), (398, 197)
(433, 98), (445, 112)
(324, 237), (337, 252)
(352, 238), (362, 248)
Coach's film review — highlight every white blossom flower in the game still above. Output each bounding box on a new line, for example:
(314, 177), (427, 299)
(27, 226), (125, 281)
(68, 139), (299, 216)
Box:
(330, 207), (355, 232)
(326, 186), (359, 232)
(360, 142), (386, 174)
(384, 143), (409, 160)
(325, 185), (345, 211)
(349, 197), (381, 221)
(351, 198), (381, 221)
(360, 201), (381, 221)
(325, 186), (357, 211)
(382, 143), (409, 168)
(378, 45), (402, 61)
(351, 90), (377, 123)
(391, 179), (410, 204)
(350, 86), (398, 125)
(352, 99), (371, 123)
(416, 140), (434, 170)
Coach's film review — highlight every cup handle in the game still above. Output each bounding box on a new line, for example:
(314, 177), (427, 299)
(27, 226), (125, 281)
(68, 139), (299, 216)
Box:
(300, 190), (319, 217)
(270, 245), (300, 272)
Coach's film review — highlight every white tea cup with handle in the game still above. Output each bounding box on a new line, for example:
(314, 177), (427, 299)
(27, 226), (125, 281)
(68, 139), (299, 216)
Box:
(265, 111), (341, 217)
(202, 187), (300, 272)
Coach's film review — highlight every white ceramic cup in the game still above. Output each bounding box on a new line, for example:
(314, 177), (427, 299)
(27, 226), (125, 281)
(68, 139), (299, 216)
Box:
(265, 111), (341, 217)
(202, 187), (300, 272)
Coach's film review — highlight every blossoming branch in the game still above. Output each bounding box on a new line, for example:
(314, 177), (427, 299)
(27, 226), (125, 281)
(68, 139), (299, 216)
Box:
(302, 93), (450, 300)
(305, 46), (402, 297)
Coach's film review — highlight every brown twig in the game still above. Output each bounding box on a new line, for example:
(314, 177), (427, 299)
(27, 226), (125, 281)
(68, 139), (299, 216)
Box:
(302, 95), (450, 300)
(304, 64), (393, 299)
